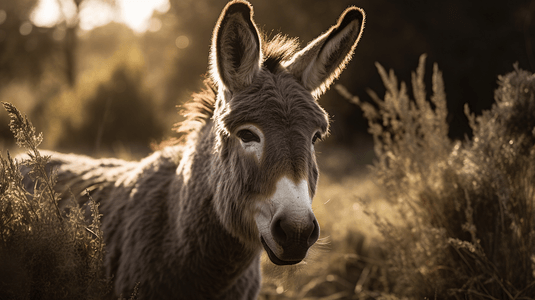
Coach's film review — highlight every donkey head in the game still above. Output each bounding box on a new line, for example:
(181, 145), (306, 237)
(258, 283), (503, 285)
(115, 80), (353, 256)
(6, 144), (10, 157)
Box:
(210, 0), (364, 265)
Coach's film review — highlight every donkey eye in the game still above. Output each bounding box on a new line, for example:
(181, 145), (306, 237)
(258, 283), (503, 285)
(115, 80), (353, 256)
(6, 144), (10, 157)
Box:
(312, 132), (322, 145)
(237, 129), (260, 143)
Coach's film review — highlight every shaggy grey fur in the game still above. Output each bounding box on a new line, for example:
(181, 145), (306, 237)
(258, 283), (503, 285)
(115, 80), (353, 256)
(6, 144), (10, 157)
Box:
(22, 1), (365, 298)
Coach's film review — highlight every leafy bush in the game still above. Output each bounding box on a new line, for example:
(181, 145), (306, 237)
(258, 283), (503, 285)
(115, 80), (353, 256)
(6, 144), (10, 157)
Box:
(357, 55), (535, 299)
(0, 103), (109, 300)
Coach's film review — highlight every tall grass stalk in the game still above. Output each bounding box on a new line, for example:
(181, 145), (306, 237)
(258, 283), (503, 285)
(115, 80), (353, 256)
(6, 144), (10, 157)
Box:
(0, 103), (108, 300)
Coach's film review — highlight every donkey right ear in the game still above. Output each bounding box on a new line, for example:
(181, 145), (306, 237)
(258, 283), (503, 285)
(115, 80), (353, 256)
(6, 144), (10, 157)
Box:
(210, 0), (262, 93)
(283, 7), (365, 99)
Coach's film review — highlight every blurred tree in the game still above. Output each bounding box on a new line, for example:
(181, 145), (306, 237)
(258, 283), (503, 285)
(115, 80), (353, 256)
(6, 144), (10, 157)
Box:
(0, 0), (117, 87)
(164, 0), (221, 110)
(58, 63), (164, 153)
(43, 42), (165, 155)
(54, 0), (116, 86)
(0, 0), (56, 85)
(64, 0), (82, 86)
(0, 0), (54, 147)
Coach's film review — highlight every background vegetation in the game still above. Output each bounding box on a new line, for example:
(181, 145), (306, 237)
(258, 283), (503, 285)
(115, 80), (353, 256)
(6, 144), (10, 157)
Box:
(1, 0), (535, 299)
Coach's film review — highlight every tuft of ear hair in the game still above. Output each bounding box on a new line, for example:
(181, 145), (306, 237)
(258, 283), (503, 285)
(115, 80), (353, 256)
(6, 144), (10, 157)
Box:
(283, 6), (365, 99)
(210, 0), (263, 93)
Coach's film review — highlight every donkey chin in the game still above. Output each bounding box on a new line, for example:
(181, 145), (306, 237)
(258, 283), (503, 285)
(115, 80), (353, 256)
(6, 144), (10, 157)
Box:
(255, 176), (320, 265)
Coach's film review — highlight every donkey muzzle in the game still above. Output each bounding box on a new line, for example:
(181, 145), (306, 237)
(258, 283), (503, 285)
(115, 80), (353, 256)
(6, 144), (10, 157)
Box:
(264, 210), (320, 265)
(256, 176), (320, 265)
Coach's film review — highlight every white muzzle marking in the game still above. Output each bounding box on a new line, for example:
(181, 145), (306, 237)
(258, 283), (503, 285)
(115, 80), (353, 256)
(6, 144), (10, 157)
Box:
(255, 176), (313, 258)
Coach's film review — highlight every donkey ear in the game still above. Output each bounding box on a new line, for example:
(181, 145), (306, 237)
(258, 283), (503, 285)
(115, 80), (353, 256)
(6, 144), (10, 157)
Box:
(210, 0), (262, 93)
(284, 7), (365, 98)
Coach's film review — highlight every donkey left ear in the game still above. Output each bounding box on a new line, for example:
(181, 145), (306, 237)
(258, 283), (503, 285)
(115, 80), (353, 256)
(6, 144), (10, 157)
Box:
(210, 0), (262, 93)
(284, 7), (365, 98)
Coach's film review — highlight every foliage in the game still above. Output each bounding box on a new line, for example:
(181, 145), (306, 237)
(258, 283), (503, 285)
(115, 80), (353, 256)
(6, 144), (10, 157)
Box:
(360, 55), (535, 299)
(0, 0), (57, 85)
(43, 46), (165, 155)
(0, 103), (109, 300)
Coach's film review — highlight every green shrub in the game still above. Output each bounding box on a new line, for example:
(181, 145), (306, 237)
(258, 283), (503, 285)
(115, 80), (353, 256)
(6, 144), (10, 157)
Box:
(358, 55), (535, 299)
(0, 103), (109, 300)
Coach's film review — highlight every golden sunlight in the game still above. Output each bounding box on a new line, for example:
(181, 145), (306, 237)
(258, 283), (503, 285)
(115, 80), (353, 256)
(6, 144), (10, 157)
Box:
(30, 0), (170, 33)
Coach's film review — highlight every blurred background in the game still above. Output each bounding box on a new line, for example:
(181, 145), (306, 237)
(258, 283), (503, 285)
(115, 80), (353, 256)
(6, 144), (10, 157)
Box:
(1, 0), (534, 298)
(1, 0), (533, 161)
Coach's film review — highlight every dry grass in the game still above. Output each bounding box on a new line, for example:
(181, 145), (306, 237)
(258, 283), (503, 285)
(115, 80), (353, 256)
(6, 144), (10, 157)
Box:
(0, 103), (110, 300)
(359, 56), (535, 299)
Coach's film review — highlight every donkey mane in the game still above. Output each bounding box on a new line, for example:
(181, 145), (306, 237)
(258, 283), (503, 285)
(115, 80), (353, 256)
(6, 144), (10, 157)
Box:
(174, 78), (217, 136)
(176, 34), (300, 138)
(261, 34), (300, 72)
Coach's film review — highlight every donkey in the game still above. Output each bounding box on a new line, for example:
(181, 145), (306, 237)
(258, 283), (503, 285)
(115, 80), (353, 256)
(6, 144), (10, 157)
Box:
(31, 1), (365, 298)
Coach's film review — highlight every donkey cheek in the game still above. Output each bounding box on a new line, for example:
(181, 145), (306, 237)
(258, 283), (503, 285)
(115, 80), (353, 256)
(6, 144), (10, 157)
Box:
(214, 194), (260, 244)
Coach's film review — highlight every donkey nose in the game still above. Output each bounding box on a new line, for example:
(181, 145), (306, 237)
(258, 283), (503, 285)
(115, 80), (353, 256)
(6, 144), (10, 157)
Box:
(271, 211), (320, 248)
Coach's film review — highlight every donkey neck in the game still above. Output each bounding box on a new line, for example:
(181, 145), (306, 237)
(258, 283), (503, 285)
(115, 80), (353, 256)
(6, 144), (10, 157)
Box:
(168, 121), (261, 297)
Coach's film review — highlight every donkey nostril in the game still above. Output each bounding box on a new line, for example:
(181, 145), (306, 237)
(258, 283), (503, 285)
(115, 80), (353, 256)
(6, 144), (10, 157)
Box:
(271, 216), (288, 245)
(307, 218), (320, 247)
(271, 213), (320, 248)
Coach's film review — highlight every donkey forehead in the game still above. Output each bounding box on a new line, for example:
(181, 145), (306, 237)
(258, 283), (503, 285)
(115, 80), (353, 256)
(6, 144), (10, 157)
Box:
(222, 71), (329, 133)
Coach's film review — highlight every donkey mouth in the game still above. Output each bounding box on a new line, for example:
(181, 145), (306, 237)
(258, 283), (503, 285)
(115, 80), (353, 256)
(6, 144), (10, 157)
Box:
(261, 237), (302, 266)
